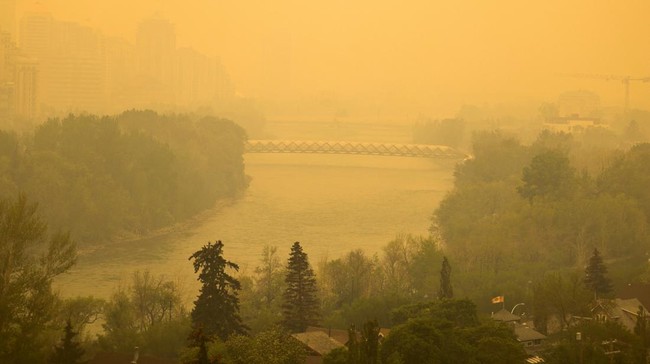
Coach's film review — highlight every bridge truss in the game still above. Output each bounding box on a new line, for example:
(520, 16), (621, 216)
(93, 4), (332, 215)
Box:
(245, 140), (468, 159)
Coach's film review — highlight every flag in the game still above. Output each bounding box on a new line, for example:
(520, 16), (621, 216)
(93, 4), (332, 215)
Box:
(491, 296), (504, 304)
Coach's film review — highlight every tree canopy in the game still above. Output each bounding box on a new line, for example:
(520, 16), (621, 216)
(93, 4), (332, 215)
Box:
(0, 194), (77, 363)
(282, 242), (320, 332)
(190, 241), (248, 340)
(583, 248), (613, 299)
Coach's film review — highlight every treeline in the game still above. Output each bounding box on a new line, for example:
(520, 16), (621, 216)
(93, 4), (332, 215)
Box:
(0, 110), (248, 242)
(434, 129), (650, 309)
(239, 235), (445, 333)
(1, 193), (526, 363)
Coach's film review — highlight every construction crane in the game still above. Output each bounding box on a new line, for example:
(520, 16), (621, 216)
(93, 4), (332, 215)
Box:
(560, 73), (650, 114)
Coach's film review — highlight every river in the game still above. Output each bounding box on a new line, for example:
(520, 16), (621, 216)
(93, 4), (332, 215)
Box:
(54, 121), (458, 302)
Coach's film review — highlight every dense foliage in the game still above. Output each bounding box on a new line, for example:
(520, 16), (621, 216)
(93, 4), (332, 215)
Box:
(97, 271), (189, 357)
(0, 195), (77, 364)
(380, 299), (526, 364)
(0, 110), (248, 243)
(433, 130), (650, 309)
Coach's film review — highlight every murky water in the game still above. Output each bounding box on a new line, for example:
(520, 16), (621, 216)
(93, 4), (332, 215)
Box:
(54, 122), (457, 302)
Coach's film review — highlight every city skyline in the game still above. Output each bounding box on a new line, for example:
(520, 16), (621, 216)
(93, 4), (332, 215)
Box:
(12, 0), (650, 120)
(3, 7), (236, 119)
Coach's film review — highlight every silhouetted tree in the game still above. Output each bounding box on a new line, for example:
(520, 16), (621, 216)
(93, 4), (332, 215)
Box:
(189, 241), (247, 340)
(517, 149), (576, 202)
(0, 195), (77, 363)
(49, 320), (86, 364)
(254, 245), (283, 308)
(438, 257), (453, 299)
(282, 242), (319, 332)
(347, 323), (381, 364)
(360, 320), (380, 364)
(584, 248), (613, 299)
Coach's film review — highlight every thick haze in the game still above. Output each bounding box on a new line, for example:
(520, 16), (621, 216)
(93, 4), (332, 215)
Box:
(16, 0), (650, 119)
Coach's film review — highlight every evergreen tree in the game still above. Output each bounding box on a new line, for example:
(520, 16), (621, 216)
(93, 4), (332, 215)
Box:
(282, 242), (320, 332)
(438, 256), (453, 299)
(189, 241), (248, 340)
(49, 320), (86, 364)
(583, 248), (613, 299)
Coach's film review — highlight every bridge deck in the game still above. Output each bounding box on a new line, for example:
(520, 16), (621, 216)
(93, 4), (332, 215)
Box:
(245, 140), (468, 159)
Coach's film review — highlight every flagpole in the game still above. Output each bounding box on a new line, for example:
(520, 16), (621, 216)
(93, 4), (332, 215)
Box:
(502, 295), (505, 310)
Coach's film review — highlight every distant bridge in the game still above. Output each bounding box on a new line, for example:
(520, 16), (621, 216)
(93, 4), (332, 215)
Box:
(245, 140), (468, 159)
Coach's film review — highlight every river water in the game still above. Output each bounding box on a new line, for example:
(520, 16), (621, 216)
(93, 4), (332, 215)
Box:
(55, 121), (457, 301)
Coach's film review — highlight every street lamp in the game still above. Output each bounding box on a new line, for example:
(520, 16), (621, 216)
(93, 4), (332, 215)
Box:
(511, 302), (525, 315)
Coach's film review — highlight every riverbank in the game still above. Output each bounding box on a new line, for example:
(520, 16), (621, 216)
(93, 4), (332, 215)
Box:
(55, 153), (456, 304)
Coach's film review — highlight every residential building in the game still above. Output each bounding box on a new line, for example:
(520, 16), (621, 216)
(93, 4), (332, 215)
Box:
(589, 298), (650, 332)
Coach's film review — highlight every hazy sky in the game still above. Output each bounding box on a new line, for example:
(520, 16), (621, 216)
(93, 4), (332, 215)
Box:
(17, 0), (650, 118)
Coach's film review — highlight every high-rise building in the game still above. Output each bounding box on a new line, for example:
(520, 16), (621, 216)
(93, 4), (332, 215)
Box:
(104, 36), (136, 112)
(0, 0), (16, 39)
(134, 17), (176, 106)
(20, 10), (105, 113)
(18, 7), (52, 59)
(14, 55), (38, 119)
(0, 31), (38, 120)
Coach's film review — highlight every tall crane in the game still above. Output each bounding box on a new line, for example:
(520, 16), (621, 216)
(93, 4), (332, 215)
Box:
(560, 73), (650, 114)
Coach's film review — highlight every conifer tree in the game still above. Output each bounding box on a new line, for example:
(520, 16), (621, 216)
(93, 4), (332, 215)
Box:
(49, 320), (85, 364)
(282, 242), (320, 332)
(189, 240), (248, 340)
(584, 248), (613, 299)
(439, 256), (453, 299)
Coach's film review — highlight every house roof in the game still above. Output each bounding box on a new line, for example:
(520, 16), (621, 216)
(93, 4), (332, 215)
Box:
(590, 298), (649, 332)
(491, 308), (521, 322)
(618, 283), (650, 311)
(306, 327), (348, 346)
(305, 326), (392, 346)
(292, 331), (344, 356)
(514, 324), (547, 342)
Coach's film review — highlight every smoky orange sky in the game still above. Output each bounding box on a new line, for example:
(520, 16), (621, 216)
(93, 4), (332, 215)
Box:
(17, 0), (650, 119)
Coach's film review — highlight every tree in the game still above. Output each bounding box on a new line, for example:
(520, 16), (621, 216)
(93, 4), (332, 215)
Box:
(584, 248), (613, 299)
(344, 321), (380, 364)
(254, 245), (283, 309)
(380, 318), (443, 364)
(49, 320), (86, 364)
(360, 320), (380, 364)
(517, 149), (576, 202)
(98, 271), (188, 357)
(0, 195), (77, 363)
(438, 257), (453, 299)
(282, 242), (320, 332)
(382, 300), (524, 363)
(533, 272), (591, 333)
(189, 241), (247, 340)
(59, 296), (105, 334)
